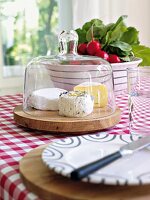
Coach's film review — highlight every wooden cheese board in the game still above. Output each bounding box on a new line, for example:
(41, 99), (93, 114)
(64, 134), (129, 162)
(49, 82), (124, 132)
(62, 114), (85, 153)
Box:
(14, 105), (121, 134)
(19, 144), (150, 200)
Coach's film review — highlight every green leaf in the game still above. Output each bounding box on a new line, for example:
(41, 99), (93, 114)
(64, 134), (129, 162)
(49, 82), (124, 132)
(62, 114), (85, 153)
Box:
(110, 41), (132, 52)
(120, 27), (140, 45)
(110, 15), (127, 32)
(105, 23), (114, 32)
(86, 25), (106, 42)
(107, 41), (132, 56)
(82, 22), (92, 31)
(103, 15), (128, 47)
(100, 23), (114, 45)
(132, 45), (150, 66)
(90, 19), (104, 26)
(75, 28), (87, 44)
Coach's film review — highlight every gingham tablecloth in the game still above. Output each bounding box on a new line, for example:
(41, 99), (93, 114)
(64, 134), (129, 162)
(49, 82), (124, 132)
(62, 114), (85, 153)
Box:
(0, 94), (129, 200)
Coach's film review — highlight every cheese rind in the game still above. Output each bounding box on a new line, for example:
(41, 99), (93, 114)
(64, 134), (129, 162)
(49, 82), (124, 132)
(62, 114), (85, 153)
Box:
(30, 88), (67, 110)
(59, 91), (94, 117)
(74, 82), (108, 108)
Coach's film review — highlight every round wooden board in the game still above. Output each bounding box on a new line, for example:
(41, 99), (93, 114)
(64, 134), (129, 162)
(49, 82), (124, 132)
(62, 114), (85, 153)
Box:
(19, 144), (150, 200)
(14, 105), (121, 133)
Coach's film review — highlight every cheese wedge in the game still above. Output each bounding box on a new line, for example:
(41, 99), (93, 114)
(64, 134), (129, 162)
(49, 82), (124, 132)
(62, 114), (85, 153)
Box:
(74, 82), (108, 107)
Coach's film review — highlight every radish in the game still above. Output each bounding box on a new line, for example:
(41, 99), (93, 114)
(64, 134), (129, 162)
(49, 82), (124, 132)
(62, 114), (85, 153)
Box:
(87, 40), (101, 55)
(78, 43), (87, 55)
(95, 50), (109, 60)
(108, 54), (121, 63)
(86, 25), (101, 55)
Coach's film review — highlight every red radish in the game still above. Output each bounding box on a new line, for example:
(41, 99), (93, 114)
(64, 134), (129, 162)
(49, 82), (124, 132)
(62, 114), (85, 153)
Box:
(87, 40), (101, 55)
(78, 43), (87, 55)
(95, 50), (109, 60)
(108, 54), (121, 63)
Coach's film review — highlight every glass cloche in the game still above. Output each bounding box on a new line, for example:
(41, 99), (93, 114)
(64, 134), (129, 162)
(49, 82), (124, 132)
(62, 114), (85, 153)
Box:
(23, 30), (116, 118)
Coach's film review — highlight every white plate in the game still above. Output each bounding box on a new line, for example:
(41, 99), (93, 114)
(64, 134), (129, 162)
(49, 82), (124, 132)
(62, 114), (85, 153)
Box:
(42, 133), (150, 185)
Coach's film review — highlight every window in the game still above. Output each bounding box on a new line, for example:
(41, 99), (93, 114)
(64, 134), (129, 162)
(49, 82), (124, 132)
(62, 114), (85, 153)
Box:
(0, 0), (58, 94)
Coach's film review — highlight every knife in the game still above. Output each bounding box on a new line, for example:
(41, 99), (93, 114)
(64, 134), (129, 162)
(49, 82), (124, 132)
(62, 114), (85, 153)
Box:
(70, 136), (150, 181)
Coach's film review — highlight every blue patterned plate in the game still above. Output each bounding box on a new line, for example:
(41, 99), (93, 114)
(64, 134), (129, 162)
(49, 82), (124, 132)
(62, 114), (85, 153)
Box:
(42, 133), (150, 185)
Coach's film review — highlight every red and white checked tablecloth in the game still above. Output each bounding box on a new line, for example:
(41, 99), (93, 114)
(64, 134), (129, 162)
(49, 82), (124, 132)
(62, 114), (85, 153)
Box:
(0, 94), (129, 200)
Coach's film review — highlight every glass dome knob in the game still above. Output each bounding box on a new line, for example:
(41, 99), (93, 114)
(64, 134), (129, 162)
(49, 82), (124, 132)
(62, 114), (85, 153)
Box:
(58, 30), (78, 56)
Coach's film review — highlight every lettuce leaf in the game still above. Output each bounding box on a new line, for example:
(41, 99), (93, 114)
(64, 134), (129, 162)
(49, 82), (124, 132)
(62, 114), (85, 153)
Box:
(120, 27), (140, 45)
(132, 45), (150, 66)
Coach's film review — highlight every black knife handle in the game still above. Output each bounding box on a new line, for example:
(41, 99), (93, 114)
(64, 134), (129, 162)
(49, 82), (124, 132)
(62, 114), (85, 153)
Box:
(70, 151), (122, 181)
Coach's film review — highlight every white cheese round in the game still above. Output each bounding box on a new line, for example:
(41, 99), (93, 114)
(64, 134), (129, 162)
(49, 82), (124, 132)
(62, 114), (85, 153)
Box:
(30, 88), (67, 110)
(59, 91), (94, 117)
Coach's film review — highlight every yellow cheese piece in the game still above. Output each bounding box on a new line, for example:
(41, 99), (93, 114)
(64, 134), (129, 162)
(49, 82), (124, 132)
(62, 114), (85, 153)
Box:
(74, 82), (108, 108)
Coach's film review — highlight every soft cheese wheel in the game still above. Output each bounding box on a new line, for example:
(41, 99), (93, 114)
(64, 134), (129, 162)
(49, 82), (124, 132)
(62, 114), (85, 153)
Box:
(59, 91), (94, 117)
(30, 88), (67, 110)
(74, 82), (108, 108)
